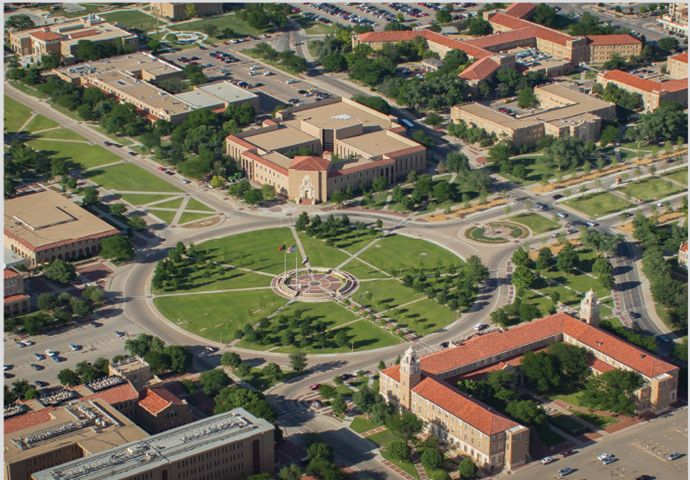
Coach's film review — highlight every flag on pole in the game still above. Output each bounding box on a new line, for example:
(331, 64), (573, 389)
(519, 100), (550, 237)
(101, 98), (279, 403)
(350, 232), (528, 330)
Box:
(278, 244), (286, 251)
(302, 256), (309, 265)
(287, 245), (296, 254)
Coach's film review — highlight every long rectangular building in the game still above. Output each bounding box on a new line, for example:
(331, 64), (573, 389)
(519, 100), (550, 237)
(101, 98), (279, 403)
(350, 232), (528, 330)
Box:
(32, 408), (274, 480)
(596, 67), (688, 111)
(451, 82), (616, 147)
(380, 310), (678, 474)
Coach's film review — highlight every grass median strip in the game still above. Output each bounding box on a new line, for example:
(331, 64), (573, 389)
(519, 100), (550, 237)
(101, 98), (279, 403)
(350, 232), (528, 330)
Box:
(509, 213), (560, 234)
(563, 192), (632, 218)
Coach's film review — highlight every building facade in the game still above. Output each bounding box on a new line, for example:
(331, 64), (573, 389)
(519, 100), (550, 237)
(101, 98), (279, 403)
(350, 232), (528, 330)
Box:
(150, 3), (223, 20)
(109, 356), (154, 392)
(451, 82), (615, 147)
(32, 408), (275, 480)
(667, 51), (688, 79)
(596, 68), (688, 111)
(380, 312), (678, 473)
(4, 190), (120, 268)
(226, 97), (426, 203)
(7, 15), (138, 64)
(658, 3), (688, 36)
(4, 268), (30, 317)
(136, 386), (195, 434)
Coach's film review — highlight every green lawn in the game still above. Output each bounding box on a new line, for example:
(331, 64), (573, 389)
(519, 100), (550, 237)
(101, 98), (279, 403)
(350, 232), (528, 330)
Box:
(4, 95), (33, 131)
(84, 163), (183, 193)
(619, 177), (684, 202)
(391, 298), (458, 336)
(101, 10), (160, 30)
(327, 320), (401, 352)
(549, 414), (590, 435)
(534, 423), (567, 447)
(494, 155), (551, 185)
(350, 416), (383, 433)
(333, 229), (379, 254)
(36, 127), (88, 142)
(196, 228), (296, 274)
(551, 390), (587, 408)
(304, 22), (338, 35)
(185, 198), (214, 212)
(119, 193), (178, 206)
(359, 234), (462, 274)
(58, 3), (106, 18)
(370, 430), (419, 479)
(342, 259), (387, 280)
(154, 290), (286, 343)
(574, 411), (617, 429)
(509, 213), (560, 234)
(178, 211), (214, 224)
(148, 209), (177, 224)
(154, 264), (270, 294)
(29, 139), (121, 170)
(663, 168), (688, 186)
(297, 233), (351, 269)
(170, 12), (264, 37)
(564, 192), (632, 218)
(24, 114), (59, 133)
(354, 279), (424, 310)
(150, 197), (184, 210)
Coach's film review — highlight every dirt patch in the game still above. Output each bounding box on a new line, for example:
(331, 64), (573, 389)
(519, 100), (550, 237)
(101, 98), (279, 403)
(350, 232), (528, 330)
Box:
(529, 238), (583, 259)
(614, 222), (635, 235)
(658, 211), (685, 225)
(181, 215), (221, 229)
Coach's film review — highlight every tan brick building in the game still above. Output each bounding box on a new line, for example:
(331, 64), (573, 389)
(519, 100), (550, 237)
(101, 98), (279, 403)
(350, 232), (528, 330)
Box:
(7, 15), (138, 64)
(226, 97), (426, 203)
(4, 399), (147, 480)
(380, 312), (678, 473)
(136, 386), (195, 434)
(4, 268), (30, 317)
(109, 356), (154, 392)
(4, 190), (120, 268)
(150, 3), (223, 20)
(32, 408), (275, 480)
(667, 51), (688, 79)
(450, 83), (615, 147)
(586, 34), (643, 64)
(596, 69), (688, 111)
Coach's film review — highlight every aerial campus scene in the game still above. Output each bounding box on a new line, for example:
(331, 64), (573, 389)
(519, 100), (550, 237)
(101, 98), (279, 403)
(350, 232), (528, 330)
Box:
(1, 1), (689, 479)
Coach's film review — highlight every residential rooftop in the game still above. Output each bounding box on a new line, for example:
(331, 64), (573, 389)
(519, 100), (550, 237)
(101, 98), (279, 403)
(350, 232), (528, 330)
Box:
(33, 408), (274, 480)
(4, 190), (119, 252)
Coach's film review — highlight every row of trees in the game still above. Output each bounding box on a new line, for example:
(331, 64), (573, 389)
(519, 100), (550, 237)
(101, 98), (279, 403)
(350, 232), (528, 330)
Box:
(626, 101), (688, 146)
(58, 358), (109, 386)
(593, 82), (643, 111)
(227, 179), (274, 205)
(448, 120), (498, 148)
(4, 379), (38, 406)
(249, 42), (308, 74)
(124, 334), (192, 375)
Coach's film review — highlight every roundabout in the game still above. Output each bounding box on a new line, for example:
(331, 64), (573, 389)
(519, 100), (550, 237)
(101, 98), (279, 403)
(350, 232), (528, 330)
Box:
(150, 222), (474, 353)
(465, 221), (529, 244)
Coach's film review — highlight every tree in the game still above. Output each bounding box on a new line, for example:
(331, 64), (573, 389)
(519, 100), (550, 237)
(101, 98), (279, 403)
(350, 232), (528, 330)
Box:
(6, 14), (35, 31)
(307, 442), (333, 462)
(511, 247), (531, 268)
(290, 350), (307, 372)
(521, 351), (561, 393)
(165, 345), (191, 372)
(506, 399), (546, 425)
(582, 369), (644, 415)
(213, 386), (276, 421)
(58, 369), (81, 386)
(458, 458), (477, 479)
(100, 235), (134, 262)
(388, 440), (411, 461)
(536, 247), (553, 270)
(42, 259), (77, 284)
(532, 4), (557, 27)
(331, 395), (347, 416)
(436, 7), (452, 24)
(421, 449), (443, 470)
(221, 351), (242, 368)
(185, 3), (198, 19)
(556, 242), (578, 272)
(243, 188), (263, 205)
(82, 285), (105, 305)
(599, 125), (620, 147)
(279, 464), (303, 480)
(144, 350), (171, 375)
(658, 36), (680, 53)
(200, 368), (231, 396)
(548, 342), (590, 385)
(512, 265), (535, 291)
(263, 362), (283, 383)
(81, 186), (99, 206)
(517, 87), (538, 108)
(467, 17), (492, 35)
(386, 411), (422, 444)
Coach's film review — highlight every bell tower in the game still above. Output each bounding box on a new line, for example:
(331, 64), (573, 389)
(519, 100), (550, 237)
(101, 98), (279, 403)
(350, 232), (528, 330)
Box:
(579, 289), (600, 327)
(399, 346), (421, 409)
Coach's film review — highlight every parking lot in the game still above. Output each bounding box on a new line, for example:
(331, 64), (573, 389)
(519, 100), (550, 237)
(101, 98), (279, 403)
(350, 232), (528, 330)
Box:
(160, 45), (330, 113)
(507, 408), (688, 480)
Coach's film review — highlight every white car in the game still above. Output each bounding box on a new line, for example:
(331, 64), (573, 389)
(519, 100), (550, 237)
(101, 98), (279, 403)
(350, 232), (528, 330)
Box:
(474, 323), (488, 331)
(44, 349), (57, 357)
(597, 453), (614, 461)
(540, 456), (555, 465)
(286, 79), (298, 84)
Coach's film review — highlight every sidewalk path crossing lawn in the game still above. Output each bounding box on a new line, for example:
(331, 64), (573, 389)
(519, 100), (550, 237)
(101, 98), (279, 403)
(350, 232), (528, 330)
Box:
(28, 138), (121, 170)
(618, 177), (685, 202)
(663, 168), (688, 186)
(4, 95), (32, 131)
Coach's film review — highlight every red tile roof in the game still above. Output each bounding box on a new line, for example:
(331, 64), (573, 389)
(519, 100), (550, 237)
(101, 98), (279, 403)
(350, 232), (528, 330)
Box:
(602, 69), (688, 93)
(681, 242), (688, 252)
(381, 365), (400, 382)
(226, 134), (257, 151)
(357, 30), (492, 60)
(68, 29), (99, 40)
(30, 30), (62, 42)
(4, 293), (29, 305)
(459, 57), (500, 81)
(4, 269), (21, 279)
(489, 12), (575, 46)
(413, 377), (519, 435)
(290, 155), (330, 172)
(504, 3), (536, 19)
(670, 51), (688, 64)
(242, 151), (289, 176)
(82, 383), (139, 405)
(586, 34), (641, 46)
(138, 387), (183, 415)
(465, 27), (537, 49)
(4, 407), (54, 434)
(590, 357), (615, 374)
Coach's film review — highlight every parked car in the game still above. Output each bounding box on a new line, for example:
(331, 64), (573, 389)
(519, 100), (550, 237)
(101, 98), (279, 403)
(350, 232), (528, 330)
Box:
(540, 456), (555, 465)
(69, 343), (81, 352)
(557, 467), (573, 477)
(556, 211), (568, 219)
(597, 453), (614, 461)
(561, 449), (574, 457)
(45, 349), (57, 357)
(308, 383), (320, 391)
(586, 221), (599, 227)
(552, 194), (564, 200)
(474, 323), (488, 331)
(667, 452), (681, 461)
(3, 365), (11, 371)
(33, 353), (45, 361)
(30, 363), (42, 371)
(114, 331), (125, 338)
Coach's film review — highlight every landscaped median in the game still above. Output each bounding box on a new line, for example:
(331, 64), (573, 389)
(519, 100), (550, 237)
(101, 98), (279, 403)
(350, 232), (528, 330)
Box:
(563, 192), (632, 218)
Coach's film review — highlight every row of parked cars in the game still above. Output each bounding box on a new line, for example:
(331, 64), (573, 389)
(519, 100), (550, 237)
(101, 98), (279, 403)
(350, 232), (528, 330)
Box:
(210, 50), (239, 64)
(310, 3), (375, 26)
(543, 451), (681, 478)
(389, 2), (429, 18)
(355, 4), (398, 22)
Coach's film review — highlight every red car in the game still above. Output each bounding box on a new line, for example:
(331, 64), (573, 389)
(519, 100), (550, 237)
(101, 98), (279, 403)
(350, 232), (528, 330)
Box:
(158, 166), (166, 171)
(308, 383), (320, 391)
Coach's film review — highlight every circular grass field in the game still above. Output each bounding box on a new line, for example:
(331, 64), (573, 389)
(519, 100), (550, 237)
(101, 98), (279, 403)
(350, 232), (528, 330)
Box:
(153, 227), (464, 353)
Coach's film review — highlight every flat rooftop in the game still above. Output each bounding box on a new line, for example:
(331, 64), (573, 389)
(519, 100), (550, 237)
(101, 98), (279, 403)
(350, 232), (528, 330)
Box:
(175, 88), (224, 109)
(4, 190), (118, 251)
(243, 125), (318, 152)
(14, 16), (134, 45)
(55, 52), (181, 81)
(5, 400), (146, 464)
(286, 100), (393, 131)
(456, 102), (541, 130)
(338, 129), (417, 158)
(33, 408), (273, 480)
(197, 81), (259, 104)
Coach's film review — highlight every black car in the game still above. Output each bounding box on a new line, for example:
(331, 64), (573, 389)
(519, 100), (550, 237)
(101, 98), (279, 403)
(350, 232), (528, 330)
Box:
(552, 194), (564, 200)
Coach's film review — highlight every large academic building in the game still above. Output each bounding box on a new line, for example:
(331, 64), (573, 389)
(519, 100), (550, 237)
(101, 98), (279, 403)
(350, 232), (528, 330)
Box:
(4, 190), (120, 268)
(354, 3), (642, 84)
(226, 97), (426, 203)
(380, 296), (678, 473)
(451, 82), (616, 147)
